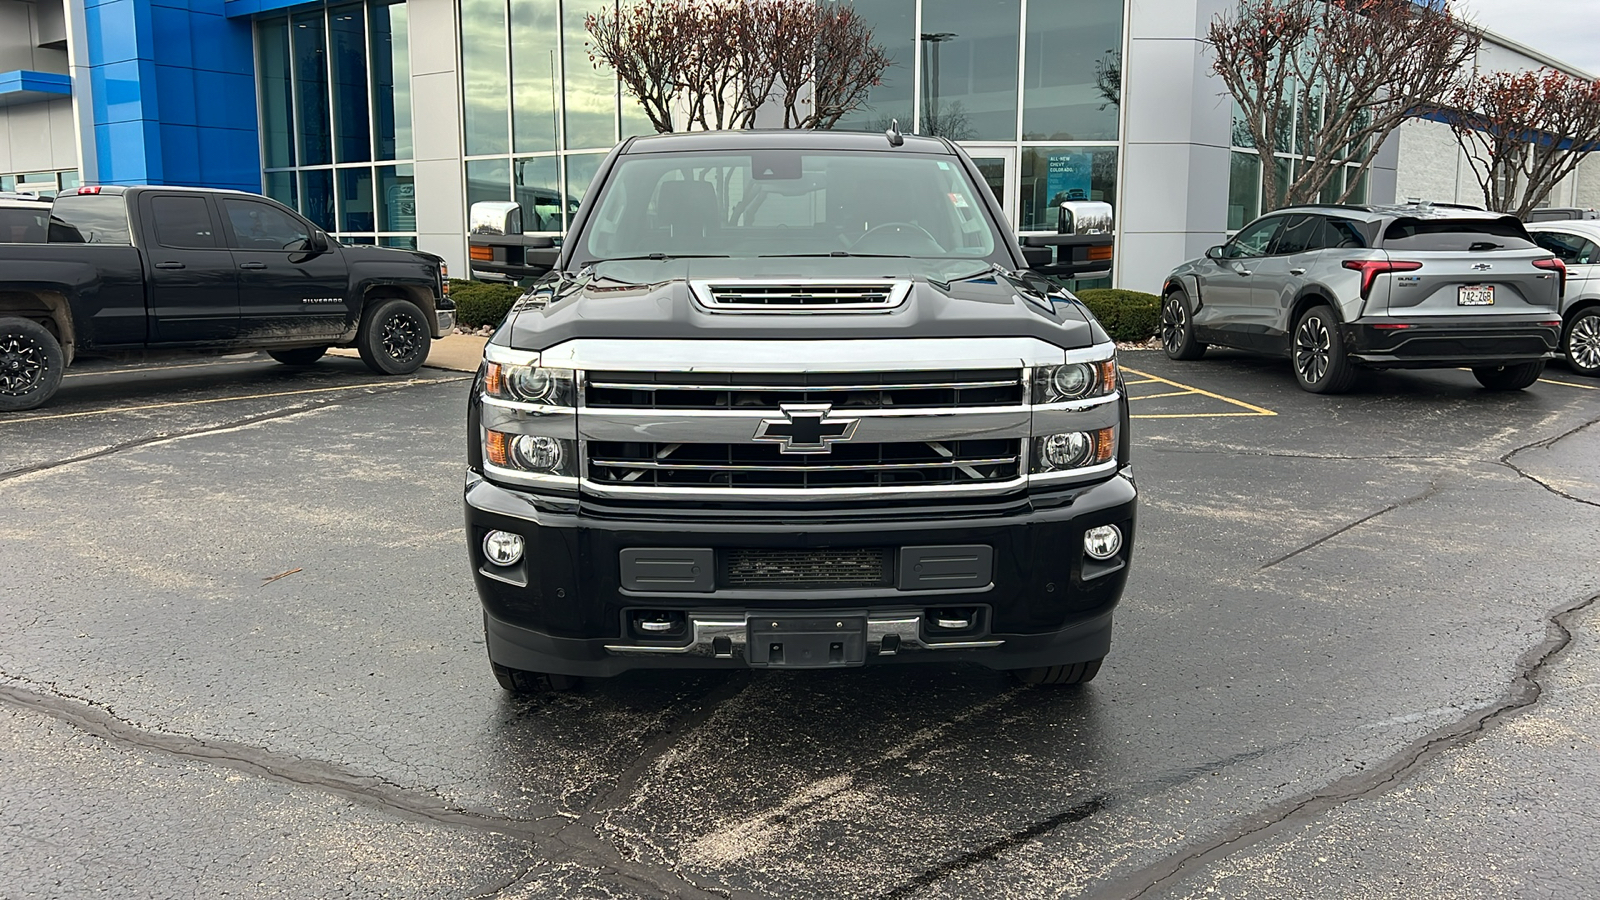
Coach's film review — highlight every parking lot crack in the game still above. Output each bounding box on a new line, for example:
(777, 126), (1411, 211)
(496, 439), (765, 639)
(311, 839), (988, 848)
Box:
(1257, 481), (1439, 571)
(1101, 590), (1600, 900)
(1500, 416), (1600, 509)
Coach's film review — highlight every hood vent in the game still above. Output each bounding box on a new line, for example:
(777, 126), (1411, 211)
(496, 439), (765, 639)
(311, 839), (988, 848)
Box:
(692, 280), (912, 313)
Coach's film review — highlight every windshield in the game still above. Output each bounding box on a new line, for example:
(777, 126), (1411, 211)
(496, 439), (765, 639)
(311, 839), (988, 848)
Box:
(577, 149), (1001, 264)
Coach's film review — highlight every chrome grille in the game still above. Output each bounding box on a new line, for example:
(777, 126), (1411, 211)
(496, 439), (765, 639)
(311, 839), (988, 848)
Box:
(585, 369), (1024, 410)
(723, 548), (890, 588)
(699, 281), (906, 311)
(587, 439), (1021, 489)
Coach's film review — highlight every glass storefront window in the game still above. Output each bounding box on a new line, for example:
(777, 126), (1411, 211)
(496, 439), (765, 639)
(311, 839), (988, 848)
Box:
(513, 156), (565, 231)
(919, 0), (1020, 141)
(1228, 152), (1261, 230)
(381, 236), (419, 249)
(292, 12), (332, 166)
(265, 171), (298, 208)
(1018, 146), (1116, 232)
(339, 167), (376, 232)
(467, 158), (512, 210)
(301, 169), (336, 230)
(370, 1), (412, 160)
(463, 0), (511, 156)
(330, 5), (372, 163)
(510, 0), (560, 153)
(828, 0), (915, 134)
(563, 3), (617, 149)
(1022, 0), (1121, 142)
(258, 18), (295, 168)
(378, 165), (416, 232)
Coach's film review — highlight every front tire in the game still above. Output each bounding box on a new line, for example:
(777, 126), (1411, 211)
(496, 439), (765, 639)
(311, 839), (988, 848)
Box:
(1472, 360), (1545, 391)
(356, 298), (430, 375)
(1292, 305), (1356, 394)
(1011, 658), (1103, 686)
(268, 346), (329, 366)
(0, 316), (65, 412)
(1564, 307), (1600, 377)
(1161, 290), (1207, 360)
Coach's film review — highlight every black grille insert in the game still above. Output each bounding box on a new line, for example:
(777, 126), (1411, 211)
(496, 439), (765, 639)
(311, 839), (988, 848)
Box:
(585, 369), (1023, 410)
(723, 548), (890, 588)
(587, 439), (1022, 489)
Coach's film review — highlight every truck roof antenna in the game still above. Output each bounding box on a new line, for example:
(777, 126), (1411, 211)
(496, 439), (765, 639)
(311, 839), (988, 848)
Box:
(886, 119), (904, 147)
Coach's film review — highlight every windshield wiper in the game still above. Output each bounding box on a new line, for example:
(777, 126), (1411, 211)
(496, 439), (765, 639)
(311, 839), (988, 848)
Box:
(578, 253), (730, 265)
(759, 251), (920, 258)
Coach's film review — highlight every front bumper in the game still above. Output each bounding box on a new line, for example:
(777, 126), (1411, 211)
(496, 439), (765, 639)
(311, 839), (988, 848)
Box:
(1344, 316), (1560, 368)
(465, 471), (1136, 677)
(436, 307), (456, 335)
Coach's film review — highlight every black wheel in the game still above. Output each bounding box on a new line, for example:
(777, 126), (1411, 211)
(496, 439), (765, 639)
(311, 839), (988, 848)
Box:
(1564, 307), (1600, 377)
(1292, 304), (1356, 394)
(1160, 290), (1207, 360)
(1011, 658), (1103, 686)
(0, 316), (65, 412)
(356, 298), (430, 375)
(491, 661), (581, 694)
(268, 346), (329, 366)
(1472, 360), (1545, 391)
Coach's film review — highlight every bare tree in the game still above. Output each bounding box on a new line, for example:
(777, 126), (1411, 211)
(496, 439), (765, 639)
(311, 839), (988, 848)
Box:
(1440, 68), (1600, 217)
(1208, 0), (1480, 211)
(587, 0), (891, 134)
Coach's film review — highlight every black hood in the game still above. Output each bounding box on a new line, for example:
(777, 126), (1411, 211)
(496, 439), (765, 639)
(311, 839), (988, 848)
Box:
(500, 258), (1106, 351)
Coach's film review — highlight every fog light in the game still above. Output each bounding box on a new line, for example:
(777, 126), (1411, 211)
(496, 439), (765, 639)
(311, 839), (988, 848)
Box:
(483, 530), (525, 566)
(1083, 525), (1122, 561)
(512, 434), (564, 472)
(1042, 431), (1095, 470)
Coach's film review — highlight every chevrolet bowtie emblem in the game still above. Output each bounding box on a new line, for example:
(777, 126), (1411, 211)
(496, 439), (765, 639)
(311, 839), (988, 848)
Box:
(753, 403), (859, 454)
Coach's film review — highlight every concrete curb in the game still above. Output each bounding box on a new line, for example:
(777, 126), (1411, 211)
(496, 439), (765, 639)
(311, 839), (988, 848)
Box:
(327, 333), (488, 374)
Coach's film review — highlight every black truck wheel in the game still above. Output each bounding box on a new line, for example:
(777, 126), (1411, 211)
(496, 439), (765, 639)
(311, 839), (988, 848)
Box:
(1011, 658), (1103, 686)
(268, 346), (329, 366)
(491, 661), (581, 694)
(1472, 360), (1545, 391)
(356, 298), (430, 375)
(0, 316), (65, 412)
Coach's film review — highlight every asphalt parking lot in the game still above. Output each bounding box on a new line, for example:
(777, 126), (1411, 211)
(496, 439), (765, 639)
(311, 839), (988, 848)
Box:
(2, 346), (1598, 899)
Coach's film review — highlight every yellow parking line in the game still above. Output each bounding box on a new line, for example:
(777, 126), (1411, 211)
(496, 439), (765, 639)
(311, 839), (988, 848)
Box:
(1539, 378), (1597, 390)
(1123, 378), (1161, 385)
(1130, 389), (1199, 401)
(1132, 412), (1278, 419)
(0, 379), (449, 425)
(1120, 366), (1277, 417)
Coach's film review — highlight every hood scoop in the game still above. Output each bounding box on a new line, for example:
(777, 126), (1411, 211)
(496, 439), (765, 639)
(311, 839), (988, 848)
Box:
(690, 279), (912, 313)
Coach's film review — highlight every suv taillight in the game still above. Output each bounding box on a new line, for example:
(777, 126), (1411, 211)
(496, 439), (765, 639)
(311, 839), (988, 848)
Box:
(1533, 257), (1566, 296)
(1342, 259), (1423, 300)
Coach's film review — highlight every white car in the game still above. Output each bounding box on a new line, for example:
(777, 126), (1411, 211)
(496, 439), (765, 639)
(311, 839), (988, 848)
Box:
(0, 192), (53, 243)
(1526, 220), (1600, 377)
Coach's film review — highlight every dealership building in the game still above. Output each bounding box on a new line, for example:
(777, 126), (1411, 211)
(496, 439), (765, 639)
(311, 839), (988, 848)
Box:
(2, 0), (1596, 291)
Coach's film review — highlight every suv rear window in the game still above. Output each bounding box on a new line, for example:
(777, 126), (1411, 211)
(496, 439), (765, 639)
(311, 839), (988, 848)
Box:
(1381, 216), (1535, 251)
(49, 195), (133, 244)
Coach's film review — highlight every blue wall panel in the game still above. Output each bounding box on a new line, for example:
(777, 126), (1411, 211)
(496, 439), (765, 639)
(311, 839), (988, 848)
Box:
(83, 0), (261, 191)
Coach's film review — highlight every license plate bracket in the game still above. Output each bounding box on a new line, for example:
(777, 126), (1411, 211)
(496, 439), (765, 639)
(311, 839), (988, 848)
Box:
(747, 615), (868, 668)
(1458, 285), (1495, 306)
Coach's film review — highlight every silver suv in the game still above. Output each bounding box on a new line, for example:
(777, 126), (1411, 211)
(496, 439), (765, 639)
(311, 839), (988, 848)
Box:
(1162, 203), (1565, 393)
(1524, 220), (1600, 378)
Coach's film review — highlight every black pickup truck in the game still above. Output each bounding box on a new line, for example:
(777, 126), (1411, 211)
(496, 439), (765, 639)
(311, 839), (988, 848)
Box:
(0, 185), (454, 411)
(465, 129), (1136, 693)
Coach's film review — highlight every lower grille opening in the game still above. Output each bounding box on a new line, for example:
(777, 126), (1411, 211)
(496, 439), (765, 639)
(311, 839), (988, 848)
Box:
(722, 548), (891, 589)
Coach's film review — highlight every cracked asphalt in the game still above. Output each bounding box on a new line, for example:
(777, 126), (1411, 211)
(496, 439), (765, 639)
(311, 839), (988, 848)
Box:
(1, 348), (1598, 899)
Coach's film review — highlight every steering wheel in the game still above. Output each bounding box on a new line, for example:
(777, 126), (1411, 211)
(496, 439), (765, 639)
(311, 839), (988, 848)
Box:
(851, 221), (943, 254)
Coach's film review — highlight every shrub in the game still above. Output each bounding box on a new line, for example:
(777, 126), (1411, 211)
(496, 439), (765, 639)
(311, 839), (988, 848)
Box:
(1073, 288), (1161, 343)
(449, 279), (524, 329)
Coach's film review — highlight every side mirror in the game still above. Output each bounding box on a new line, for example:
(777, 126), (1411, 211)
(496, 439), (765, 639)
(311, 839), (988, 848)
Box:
(1058, 200), (1114, 236)
(1205, 245), (1225, 261)
(470, 200), (523, 236)
(1021, 246), (1054, 269)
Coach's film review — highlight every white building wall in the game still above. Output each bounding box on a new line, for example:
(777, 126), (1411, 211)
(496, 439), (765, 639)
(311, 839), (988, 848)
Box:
(407, 0), (467, 275)
(0, 0), (77, 178)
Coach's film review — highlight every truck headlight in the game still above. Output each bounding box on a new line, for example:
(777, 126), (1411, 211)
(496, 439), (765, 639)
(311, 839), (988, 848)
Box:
(1034, 428), (1115, 473)
(484, 361), (575, 406)
(1035, 358), (1117, 403)
(486, 430), (576, 475)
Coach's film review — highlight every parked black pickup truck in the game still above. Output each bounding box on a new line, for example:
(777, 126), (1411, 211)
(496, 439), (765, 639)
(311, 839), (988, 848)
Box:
(0, 185), (454, 411)
(465, 129), (1136, 694)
